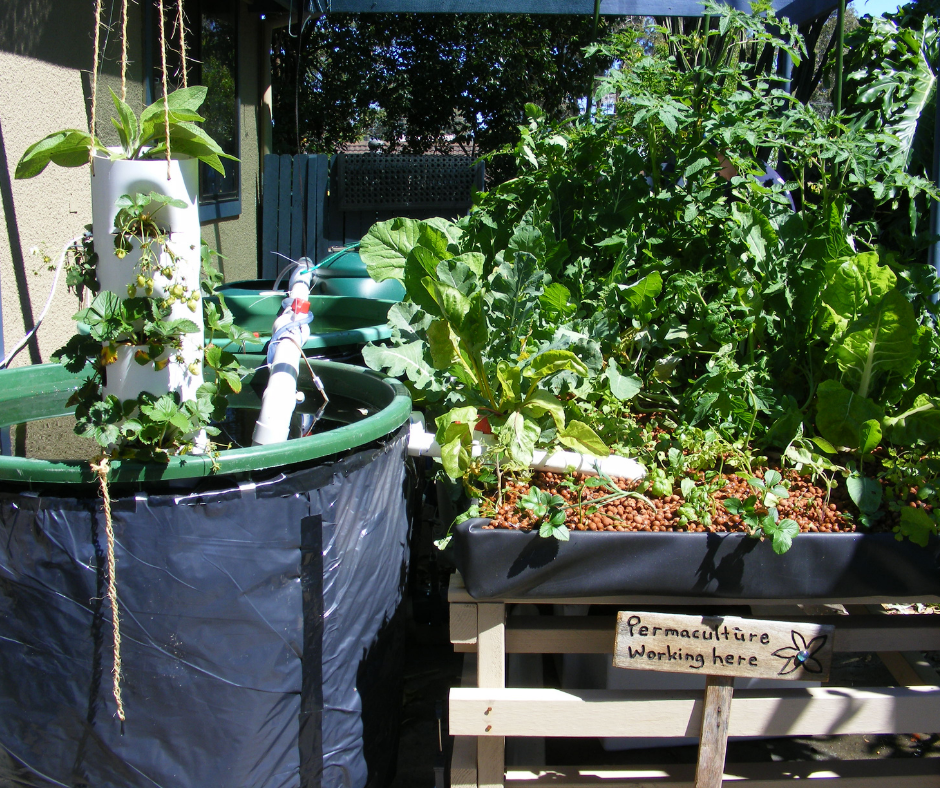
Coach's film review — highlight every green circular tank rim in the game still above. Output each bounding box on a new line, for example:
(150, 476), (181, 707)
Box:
(0, 357), (411, 486)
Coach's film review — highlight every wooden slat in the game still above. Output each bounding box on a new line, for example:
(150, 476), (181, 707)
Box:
(276, 154), (293, 276)
(290, 153), (308, 262)
(451, 603), (479, 646)
(451, 736), (478, 788)
(694, 676), (734, 788)
(309, 154), (328, 264)
(261, 153), (280, 279)
(449, 686), (940, 738)
(501, 759), (940, 787)
(478, 603), (506, 788)
(324, 154), (344, 254)
(473, 160), (486, 196)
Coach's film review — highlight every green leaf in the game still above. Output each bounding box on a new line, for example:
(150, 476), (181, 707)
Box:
(522, 389), (566, 430)
(858, 419), (882, 455)
(810, 436), (838, 454)
(557, 421), (608, 457)
(497, 412), (541, 466)
(723, 498), (744, 515)
(621, 272), (663, 316)
(816, 379), (886, 450)
(110, 87), (139, 155)
(449, 252), (484, 278)
(540, 283), (575, 316)
(15, 130), (97, 178)
(846, 473), (883, 515)
(361, 341), (436, 389)
(497, 360), (523, 407)
(769, 519), (799, 554)
(832, 288), (920, 399)
(763, 469), (782, 488)
(139, 393), (180, 422)
(360, 217), (424, 282)
(435, 407), (477, 479)
(139, 85), (208, 133)
(883, 395), (940, 446)
(204, 344), (223, 369)
(404, 248), (443, 316)
(895, 507), (937, 548)
(604, 359), (642, 402)
(524, 350), (588, 386)
(821, 252), (896, 324)
(540, 521), (570, 541)
(427, 319), (457, 371)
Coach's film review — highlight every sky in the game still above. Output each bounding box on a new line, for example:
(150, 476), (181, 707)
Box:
(852, 0), (904, 17)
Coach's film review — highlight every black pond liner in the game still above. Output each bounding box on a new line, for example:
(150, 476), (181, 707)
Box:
(453, 519), (940, 601)
(0, 425), (410, 788)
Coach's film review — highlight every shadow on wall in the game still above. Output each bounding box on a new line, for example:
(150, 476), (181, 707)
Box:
(0, 119), (41, 365)
(0, 0), (136, 76)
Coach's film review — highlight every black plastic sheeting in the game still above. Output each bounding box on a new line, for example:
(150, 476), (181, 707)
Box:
(454, 519), (940, 600)
(0, 426), (410, 788)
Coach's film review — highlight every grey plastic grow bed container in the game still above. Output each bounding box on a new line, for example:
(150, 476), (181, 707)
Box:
(0, 358), (411, 788)
(453, 519), (940, 602)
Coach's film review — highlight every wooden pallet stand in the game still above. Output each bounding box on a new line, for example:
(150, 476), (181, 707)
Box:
(448, 573), (940, 787)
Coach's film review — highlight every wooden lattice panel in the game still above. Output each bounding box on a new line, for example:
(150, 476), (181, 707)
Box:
(335, 154), (477, 211)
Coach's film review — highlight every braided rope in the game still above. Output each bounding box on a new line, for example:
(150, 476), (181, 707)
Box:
(120, 0), (128, 101)
(91, 458), (126, 724)
(89, 0), (103, 167)
(157, 0), (172, 180)
(177, 0), (188, 88)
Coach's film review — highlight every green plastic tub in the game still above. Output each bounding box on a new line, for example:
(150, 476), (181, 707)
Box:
(211, 287), (400, 354)
(0, 357), (411, 486)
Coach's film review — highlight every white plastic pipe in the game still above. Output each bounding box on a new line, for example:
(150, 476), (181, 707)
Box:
(252, 262), (315, 446)
(406, 415), (646, 481)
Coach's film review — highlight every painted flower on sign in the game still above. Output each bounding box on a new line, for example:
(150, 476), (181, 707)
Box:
(773, 631), (828, 675)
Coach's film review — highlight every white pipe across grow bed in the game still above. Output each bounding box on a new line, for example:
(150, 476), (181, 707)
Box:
(406, 414), (646, 481)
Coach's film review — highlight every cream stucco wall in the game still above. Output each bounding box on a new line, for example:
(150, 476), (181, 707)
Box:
(0, 54), (93, 369)
(0, 0), (264, 374)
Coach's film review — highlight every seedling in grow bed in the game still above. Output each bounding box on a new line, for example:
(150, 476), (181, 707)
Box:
(723, 470), (800, 554)
(676, 473), (727, 529)
(519, 487), (569, 541)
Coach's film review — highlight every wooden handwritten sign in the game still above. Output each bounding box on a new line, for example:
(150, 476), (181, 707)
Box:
(613, 611), (834, 682)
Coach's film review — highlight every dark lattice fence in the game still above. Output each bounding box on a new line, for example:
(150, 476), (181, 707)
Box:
(261, 153), (484, 278)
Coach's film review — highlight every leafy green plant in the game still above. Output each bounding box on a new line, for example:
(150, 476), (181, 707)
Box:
(360, 216), (607, 483)
(15, 86), (237, 179)
(52, 230), (250, 462)
(722, 470), (801, 553)
(519, 487), (569, 541)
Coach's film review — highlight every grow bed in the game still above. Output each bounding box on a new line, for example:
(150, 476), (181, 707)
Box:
(452, 470), (940, 601)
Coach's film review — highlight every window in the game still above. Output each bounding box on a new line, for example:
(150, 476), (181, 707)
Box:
(147, 0), (240, 222)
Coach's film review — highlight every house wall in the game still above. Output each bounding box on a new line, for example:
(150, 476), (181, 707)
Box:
(0, 0), (264, 373)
